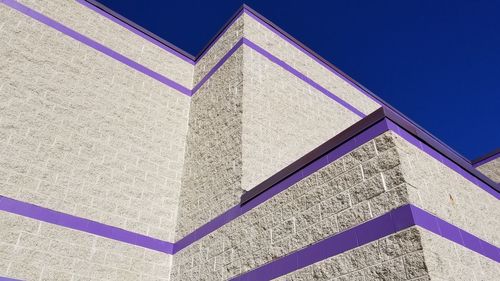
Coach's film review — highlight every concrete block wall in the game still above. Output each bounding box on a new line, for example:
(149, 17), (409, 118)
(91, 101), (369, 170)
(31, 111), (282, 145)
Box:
(242, 13), (380, 115)
(394, 133), (499, 245)
(176, 47), (244, 239)
(0, 0), (190, 244)
(418, 227), (498, 281)
(192, 16), (244, 86)
(171, 132), (414, 280)
(241, 44), (361, 191)
(241, 13), (381, 191)
(275, 227), (430, 281)
(276, 226), (499, 281)
(177, 8), (385, 239)
(1, 1), (498, 280)
(17, 0), (194, 89)
(171, 129), (498, 280)
(0, 211), (172, 281)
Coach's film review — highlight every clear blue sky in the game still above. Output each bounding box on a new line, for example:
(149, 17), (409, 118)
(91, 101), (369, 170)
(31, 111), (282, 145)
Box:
(97, 0), (499, 160)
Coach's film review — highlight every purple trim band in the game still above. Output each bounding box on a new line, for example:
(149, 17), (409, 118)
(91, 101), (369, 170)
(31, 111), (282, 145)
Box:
(242, 38), (366, 118)
(230, 204), (499, 281)
(0, 196), (174, 254)
(2, 0), (191, 96)
(0, 278), (22, 281)
(76, 0), (195, 64)
(192, 39), (244, 94)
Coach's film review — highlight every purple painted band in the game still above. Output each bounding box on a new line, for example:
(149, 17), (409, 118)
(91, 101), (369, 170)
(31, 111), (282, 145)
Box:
(230, 204), (499, 281)
(2, 0), (191, 96)
(241, 8), (382, 106)
(192, 39), (244, 93)
(0, 196), (174, 254)
(242, 38), (366, 118)
(0, 277), (22, 281)
(76, 0), (195, 64)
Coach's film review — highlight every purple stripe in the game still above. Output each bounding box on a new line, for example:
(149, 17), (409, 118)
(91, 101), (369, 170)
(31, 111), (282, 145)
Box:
(231, 204), (499, 280)
(2, 0), (191, 96)
(242, 9), (381, 106)
(0, 196), (174, 254)
(0, 277), (22, 281)
(410, 205), (500, 262)
(75, 0), (194, 64)
(192, 39), (244, 94)
(387, 119), (500, 200)
(242, 38), (366, 118)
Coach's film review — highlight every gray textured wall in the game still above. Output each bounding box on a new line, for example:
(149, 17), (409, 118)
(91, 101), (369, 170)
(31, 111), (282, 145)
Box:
(17, 0), (194, 89)
(1, 1), (498, 280)
(0, 2), (190, 279)
(176, 47), (244, 239)
(171, 132), (412, 280)
(1, 211), (172, 280)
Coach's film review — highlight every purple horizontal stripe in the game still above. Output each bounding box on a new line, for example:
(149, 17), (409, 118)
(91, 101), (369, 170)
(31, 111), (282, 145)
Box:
(409, 205), (500, 262)
(75, 0), (194, 64)
(2, 0), (191, 96)
(0, 277), (22, 281)
(232, 204), (499, 280)
(0, 196), (174, 254)
(242, 38), (366, 118)
(387, 119), (500, 199)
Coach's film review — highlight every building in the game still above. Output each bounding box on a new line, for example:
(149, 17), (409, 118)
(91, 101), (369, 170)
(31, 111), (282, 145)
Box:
(0, 0), (498, 280)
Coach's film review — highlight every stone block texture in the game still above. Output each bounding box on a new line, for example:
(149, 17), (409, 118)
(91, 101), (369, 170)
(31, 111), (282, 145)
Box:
(170, 133), (415, 280)
(17, 0), (194, 89)
(1, 1), (498, 281)
(0, 3), (190, 243)
(0, 211), (171, 281)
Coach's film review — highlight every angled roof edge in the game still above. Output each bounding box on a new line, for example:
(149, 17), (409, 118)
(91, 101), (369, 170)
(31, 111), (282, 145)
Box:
(472, 148), (500, 167)
(83, 1), (479, 166)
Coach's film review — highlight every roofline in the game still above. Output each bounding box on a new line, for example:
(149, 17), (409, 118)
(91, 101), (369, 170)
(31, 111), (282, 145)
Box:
(83, 1), (476, 166)
(472, 148), (500, 167)
(81, 0), (195, 61)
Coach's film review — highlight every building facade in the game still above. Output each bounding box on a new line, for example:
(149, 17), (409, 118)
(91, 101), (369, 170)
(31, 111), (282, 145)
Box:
(0, 0), (498, 280)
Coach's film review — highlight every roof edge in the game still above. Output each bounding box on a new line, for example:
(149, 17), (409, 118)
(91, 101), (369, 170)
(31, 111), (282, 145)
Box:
(472, 148), (500, 167)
